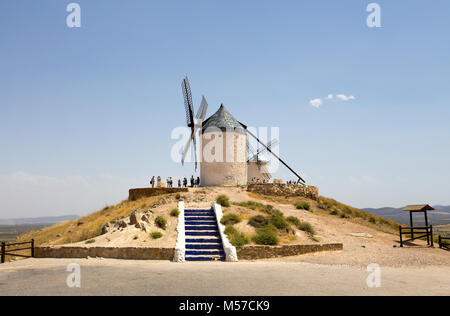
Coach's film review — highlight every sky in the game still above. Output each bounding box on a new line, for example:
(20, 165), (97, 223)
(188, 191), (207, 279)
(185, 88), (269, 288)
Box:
(1, 0), (449, 218)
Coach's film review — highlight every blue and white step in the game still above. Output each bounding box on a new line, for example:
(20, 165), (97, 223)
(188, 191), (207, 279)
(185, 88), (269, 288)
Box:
(184, 208), (225, 261)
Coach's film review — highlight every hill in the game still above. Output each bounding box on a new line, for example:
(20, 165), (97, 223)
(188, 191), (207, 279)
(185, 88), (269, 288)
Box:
(363, 206), (450, 226)
(0, 215), (79, 226)
(10, 187), (450, 267)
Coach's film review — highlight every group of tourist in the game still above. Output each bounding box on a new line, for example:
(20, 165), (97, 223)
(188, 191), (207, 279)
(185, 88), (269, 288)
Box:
(249, 177), (268, 184)
(149, 175), (201, 188)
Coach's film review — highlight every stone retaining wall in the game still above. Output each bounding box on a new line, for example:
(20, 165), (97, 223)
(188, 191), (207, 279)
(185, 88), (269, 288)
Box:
(128, 188), (188, 201)
(236, 243), (342, 260)
(247, 184), (319, 200)
(35, 247), (175, 260)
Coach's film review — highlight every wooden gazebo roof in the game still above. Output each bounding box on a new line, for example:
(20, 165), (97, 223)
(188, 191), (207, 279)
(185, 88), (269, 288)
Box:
(402, 204), (434, 212)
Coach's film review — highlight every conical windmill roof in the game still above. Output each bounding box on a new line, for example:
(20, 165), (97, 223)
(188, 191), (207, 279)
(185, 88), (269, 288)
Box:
(202, 104), (246, 134)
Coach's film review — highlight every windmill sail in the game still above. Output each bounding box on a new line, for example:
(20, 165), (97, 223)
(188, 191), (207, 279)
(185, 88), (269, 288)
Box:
(180, 78), (208, 171)
(182, 77), (194, 128)
(196, 95), (208, 120)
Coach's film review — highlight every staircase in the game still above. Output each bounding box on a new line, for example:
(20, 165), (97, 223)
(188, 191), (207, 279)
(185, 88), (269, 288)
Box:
(184, 208), (225, 261)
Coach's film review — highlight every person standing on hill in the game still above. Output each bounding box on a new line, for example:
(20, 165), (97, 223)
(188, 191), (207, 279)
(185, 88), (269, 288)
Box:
(150, 176), (155, 188)
(190, 175), (194, 187)
(178, 179), (181, 188)
(196, 176), (200, 187)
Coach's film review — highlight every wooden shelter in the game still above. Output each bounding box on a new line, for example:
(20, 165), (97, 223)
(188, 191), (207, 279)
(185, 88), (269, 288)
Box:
(399, 204), (434, 247)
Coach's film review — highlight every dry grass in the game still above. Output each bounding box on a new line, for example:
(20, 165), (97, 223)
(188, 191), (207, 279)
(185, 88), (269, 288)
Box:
(16, 195), (170, 247)
(317, 196), (399, 233)
(247, 192), (399, 234)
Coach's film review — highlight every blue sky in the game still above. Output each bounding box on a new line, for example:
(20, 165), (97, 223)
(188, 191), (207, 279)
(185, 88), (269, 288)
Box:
(1, 1), (449, 218)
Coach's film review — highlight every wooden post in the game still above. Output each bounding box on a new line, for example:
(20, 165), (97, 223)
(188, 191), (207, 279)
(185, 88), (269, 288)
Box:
(1, 242), (5, 264)
(439, 235), (442, 249)
(430, 225), (434, 247)
(424, 211), (429, 245)
(31, 239), (35, 258)
(399, 226), (403, 248)
(409, 211), (414, 239)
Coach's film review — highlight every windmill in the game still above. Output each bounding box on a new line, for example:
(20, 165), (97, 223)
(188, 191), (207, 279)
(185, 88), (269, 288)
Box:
(181, 77), (208, 171)
(244, 127), (306, 184)
(179, 77), (306, 186)
(247, 139), (279, 164)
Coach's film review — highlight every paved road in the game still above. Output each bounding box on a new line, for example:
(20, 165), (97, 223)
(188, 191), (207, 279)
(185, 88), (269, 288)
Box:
(0, 258), (449, 296)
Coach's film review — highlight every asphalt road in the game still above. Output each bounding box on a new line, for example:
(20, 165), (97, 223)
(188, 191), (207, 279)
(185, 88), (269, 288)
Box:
(0, 258), (449, 296)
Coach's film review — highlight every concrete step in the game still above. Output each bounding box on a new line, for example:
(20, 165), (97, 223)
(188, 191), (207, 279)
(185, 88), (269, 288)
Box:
(186, 244), (223, 250)
(184, 216), (216, 221)
(186, 250), (225, 256)
(185, 256), (225, 262)
(186, 231), (220, 237)
(185, 238), (221, 244)
(185, 225), (218, 231)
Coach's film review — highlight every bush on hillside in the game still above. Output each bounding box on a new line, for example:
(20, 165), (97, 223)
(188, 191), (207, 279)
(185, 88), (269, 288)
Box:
(151, 232), (163, 239)
(248, 215), (269, 228)
(286, 216), (301, 227)
(170, 208), (180, 217)
(297, 221), (315, 236)
(155, 216), (167, 229)
(220, 214), (241, 226)
(269, 214), (290, 230)
(287, 216), (315, 236)
(216, 195), (230, 207)
(295, 202), (310, 211)
(224, 225), (249, 247)
(253, 226), (279, 245)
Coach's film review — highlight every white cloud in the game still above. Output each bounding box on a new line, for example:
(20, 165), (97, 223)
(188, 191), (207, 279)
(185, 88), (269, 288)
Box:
(309, 98), (323, 108)
(336, 94), (356, 101)
(309, 93), (355, 108)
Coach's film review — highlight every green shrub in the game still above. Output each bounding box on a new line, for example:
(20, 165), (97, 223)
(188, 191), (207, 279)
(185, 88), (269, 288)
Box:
(224, 225), (249, 247)
(216, 195), (230, 207)
(85, 239), (95, 244)
(369, 217), (377, 224)
(224, 225), (238, 236)
(286, 216), (301, 227)
(133, 235), (138, 240)
(155, 216), (167, 229)
(287, 217), (315, 236)
(170, 208), (180, 217)
(175, 193), (181, 200)
(269, 214), (290, 230)
(220, 214), (241, 226)
(151, 232), (163, 239)
(253, 227), (279, 245)
(248, 215), (269, 228)
(330, 210), (339, 216)
(230, 233), (249, 247)
(295, 202), (310, 211)
(297, 221), (315, 236)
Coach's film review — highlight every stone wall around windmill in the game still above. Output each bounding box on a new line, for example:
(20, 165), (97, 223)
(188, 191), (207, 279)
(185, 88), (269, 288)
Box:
(129, 188), (188, 201)
(247, 183), (319, 200)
